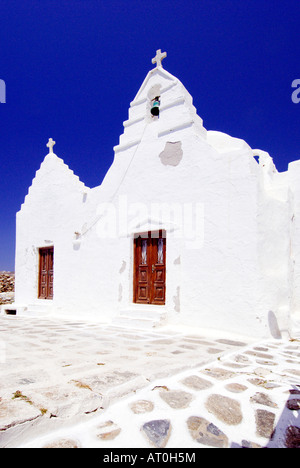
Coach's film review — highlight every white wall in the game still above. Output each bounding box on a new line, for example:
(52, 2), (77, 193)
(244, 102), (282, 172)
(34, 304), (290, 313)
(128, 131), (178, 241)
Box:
(14, 66), (299, 339)
(288, 160), (300, 322)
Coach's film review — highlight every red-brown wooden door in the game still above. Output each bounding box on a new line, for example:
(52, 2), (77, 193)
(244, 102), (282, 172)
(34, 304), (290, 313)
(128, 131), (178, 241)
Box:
(133, 231), (166, 305)
(38, 247), (54, 299)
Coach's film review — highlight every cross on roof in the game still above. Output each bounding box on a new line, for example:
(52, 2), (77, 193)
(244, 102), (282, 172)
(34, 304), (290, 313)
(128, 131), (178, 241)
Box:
(152, 49), (167, 68)
(46, 138), (56, 153)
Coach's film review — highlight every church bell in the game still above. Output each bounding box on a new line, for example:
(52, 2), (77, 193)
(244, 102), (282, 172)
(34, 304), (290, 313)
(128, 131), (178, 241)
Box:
(151, 97), (160, 116)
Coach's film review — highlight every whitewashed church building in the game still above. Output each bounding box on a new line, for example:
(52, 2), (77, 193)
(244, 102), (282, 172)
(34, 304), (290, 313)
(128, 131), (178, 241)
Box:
(6, 50), (300, 339)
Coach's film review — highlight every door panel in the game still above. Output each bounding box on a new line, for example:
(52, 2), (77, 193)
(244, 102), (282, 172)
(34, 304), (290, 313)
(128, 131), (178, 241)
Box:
(38, 247), (54, 300)
(134, 236), (151, 304)
(151, 235), (166, 305)
(47, 248), (54, 299)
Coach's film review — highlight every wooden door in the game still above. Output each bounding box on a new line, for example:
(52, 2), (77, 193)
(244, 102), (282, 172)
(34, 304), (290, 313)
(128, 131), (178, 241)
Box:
(38, 247), (54, 299)
(133, 231), (166, 305)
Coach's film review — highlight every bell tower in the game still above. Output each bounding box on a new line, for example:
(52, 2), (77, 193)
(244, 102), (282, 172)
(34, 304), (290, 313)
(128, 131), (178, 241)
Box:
(113, 50), (206, 155)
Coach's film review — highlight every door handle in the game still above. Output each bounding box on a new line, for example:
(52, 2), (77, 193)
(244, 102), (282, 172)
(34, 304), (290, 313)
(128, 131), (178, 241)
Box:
(152, 264), (155, 273)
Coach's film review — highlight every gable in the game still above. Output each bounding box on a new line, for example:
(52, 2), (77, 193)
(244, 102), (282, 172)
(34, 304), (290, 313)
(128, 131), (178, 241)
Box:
(20, 151), (88, 214)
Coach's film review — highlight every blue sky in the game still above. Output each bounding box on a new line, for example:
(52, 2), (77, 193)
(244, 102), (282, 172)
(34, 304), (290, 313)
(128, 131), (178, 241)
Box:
(1, 0), (300, 271)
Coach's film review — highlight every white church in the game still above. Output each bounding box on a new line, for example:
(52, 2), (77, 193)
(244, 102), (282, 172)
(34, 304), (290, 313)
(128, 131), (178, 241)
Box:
(6, 50), (300, 339)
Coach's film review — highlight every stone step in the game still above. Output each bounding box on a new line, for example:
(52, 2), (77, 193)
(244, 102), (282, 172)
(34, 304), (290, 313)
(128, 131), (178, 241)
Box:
(119, 307), (166, 321)
(25, 304), (52, 316)
(113, 307), (166, 330)
(112, 316), (161, 330)
(1, 303), (52, 316)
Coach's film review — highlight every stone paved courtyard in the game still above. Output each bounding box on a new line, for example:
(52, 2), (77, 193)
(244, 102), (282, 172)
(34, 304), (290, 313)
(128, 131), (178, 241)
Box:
(1, 314), (300, 448)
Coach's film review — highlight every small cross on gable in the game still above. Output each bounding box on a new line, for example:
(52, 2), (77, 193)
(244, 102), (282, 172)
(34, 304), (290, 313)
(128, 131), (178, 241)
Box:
(46, 138), (56, 154)
(152, 49), (167, 68)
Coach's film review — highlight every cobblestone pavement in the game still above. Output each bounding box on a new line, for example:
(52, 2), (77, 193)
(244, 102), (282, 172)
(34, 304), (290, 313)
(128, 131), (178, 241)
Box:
(1, 315), (300, 448)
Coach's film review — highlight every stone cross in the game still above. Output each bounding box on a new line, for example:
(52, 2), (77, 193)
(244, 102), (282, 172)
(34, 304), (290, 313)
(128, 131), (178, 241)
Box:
(46, 138), (56, 153)
(152, 49), (167, 68)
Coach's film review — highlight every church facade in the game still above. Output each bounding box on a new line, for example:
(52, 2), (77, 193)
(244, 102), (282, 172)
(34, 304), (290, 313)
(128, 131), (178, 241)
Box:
(7, 51), (300, 339)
